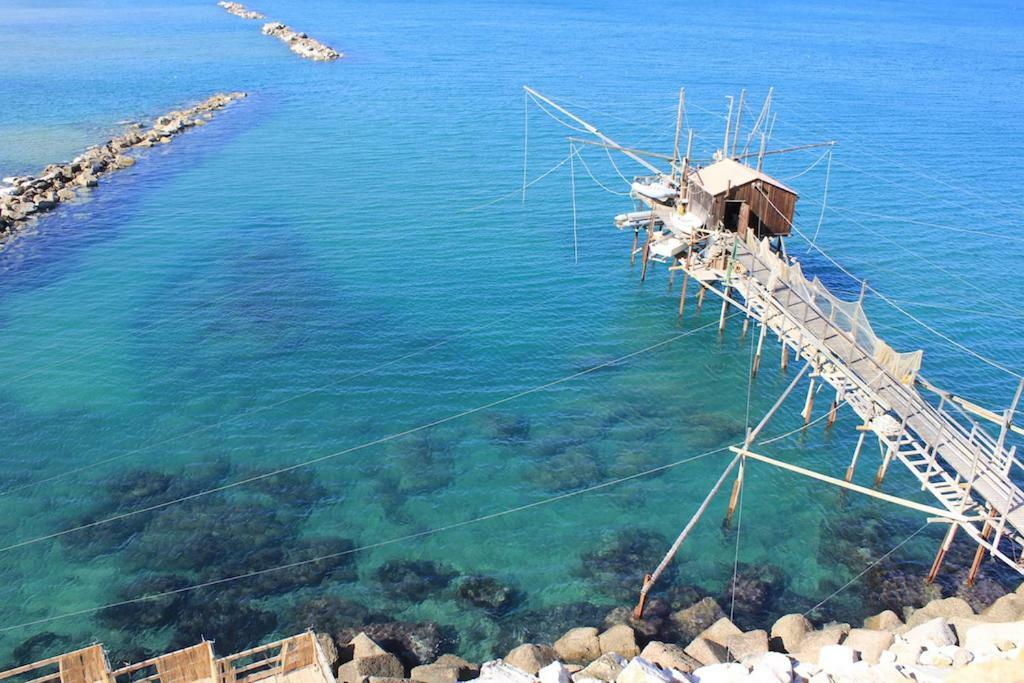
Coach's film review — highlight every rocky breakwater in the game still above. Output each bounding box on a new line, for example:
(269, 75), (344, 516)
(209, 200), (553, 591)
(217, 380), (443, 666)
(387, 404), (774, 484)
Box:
(217, 2), (264, 20)
(312, 582), (1024, 683)
(261, 22), (342, 61)
(0, 92), (246, 240)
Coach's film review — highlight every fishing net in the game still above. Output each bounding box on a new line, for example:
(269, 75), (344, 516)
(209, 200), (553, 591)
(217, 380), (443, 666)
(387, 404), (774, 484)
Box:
(747, 233), (923, 384)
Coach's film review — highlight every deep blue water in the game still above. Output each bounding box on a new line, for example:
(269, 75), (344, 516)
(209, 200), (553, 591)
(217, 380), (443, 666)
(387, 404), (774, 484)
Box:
(0, 0), (1022, 667)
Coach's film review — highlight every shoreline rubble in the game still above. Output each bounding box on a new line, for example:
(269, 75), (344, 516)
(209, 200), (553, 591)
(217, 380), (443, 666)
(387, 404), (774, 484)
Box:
(0, 92), (247, 241)
(217, 1), (264, 20)
(313, 582), (1024, 683)
(261, 22), (343, 61)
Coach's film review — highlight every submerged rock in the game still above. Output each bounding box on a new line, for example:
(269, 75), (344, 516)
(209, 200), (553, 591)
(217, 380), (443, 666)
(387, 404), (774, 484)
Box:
(374, 559), (458, 601)
(335, 621), (451, 669)
(261, 22), (343, 61)
(457, 575), (522, 615)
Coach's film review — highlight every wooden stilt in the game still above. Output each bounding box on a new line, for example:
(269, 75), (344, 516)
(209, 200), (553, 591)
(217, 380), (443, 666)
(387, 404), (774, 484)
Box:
(718, 287), (732, 332)
(926, 522), (959, 584)
(668, 259), (676, 291)
(845, 431), (866, 483)
(780, 344), (788, 371)
(724, 458), (745, 528)
(751, 324), (766, 377)
(875, 441), (896, 487)
(639, 214), (655, 282)
(741, 316), (750, 339)
(678, 271), (690, 317)
(630, 229), (639, 266)
(967, 507), (998, 586)
(697, 285), (706, 311)
(802, 378), (816, 425)
(827, 399), (838, 427)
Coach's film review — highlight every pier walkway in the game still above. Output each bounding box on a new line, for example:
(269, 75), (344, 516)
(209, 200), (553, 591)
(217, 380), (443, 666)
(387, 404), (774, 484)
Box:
(682, 228), (1024, 575)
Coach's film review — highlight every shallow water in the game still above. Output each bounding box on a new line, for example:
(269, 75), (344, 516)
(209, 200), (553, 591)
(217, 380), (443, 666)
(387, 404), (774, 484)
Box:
(0, 0), (1022, 666)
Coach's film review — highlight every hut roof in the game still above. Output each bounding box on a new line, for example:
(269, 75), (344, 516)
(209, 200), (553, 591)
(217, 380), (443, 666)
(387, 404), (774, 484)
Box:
(691, 158), (797, 197)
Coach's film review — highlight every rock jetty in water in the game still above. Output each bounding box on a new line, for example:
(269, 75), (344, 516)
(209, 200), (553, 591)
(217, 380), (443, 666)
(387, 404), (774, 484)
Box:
(217, 2), (264, 20)
(307, 582), (1024, 683)
(261, 22), (342, 61)
(0, 92), (246, 241)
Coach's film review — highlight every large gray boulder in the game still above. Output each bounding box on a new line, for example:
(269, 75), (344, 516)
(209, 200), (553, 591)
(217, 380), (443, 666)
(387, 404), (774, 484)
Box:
(598, 625), (638, 658)
(902, 617), (957, 649)
(791, 628), (845, 663)
(843, 628), (893, 665)
(723, 630), (767, 664)
(769, 613), (811, 653)
(863, 610), (902, 631)
(554, 627), (601, 664)
(637, 641), (699, 673)
(572, 653), (626, 682)
(980, 593), (1024, 622)
(669, 598), (725, 642)
(904, 597), (974, 629)
(505, 644), (557, 676)
(682, 637), (727, 667)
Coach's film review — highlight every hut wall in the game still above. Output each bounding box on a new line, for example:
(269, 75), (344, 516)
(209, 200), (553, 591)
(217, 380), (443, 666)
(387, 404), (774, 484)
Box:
(730, 182), (795, 236)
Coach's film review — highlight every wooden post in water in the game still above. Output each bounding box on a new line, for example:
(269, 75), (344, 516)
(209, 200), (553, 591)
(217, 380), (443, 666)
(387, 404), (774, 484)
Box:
(697, 285), (706, 311)
(630, 228), (639, 266)
(875, 415), (906, 487)
(780, 344), (789, 372)
(725, 457), (746, 528)
(927, 522), (959, 584)
(827, 394), (839, 427)
(967, 506), (998, 586)
(668, 258), (676, 291)
(678, 234), (694, 318)
(845, 430), (867, 482)
(801, 378), (816, 425)
(640, 212), (655, 282)
(751, 323), (767, 377)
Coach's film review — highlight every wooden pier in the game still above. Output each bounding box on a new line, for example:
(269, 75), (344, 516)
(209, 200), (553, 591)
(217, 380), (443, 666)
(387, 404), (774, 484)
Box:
(523, 86), (1024, 598)
(0, 633), (334, 683)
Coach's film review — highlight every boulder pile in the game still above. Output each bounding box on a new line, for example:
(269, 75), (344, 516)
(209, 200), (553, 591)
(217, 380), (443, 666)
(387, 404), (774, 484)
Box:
(217, 2), (264, 20)
(261, 22), (342, 61)
(312, 583), (1024, 682)
(0, 92), (247, 241)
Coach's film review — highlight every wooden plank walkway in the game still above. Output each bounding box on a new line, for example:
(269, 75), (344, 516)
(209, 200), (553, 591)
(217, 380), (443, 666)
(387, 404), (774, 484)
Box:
(701, 233), (1024, 573)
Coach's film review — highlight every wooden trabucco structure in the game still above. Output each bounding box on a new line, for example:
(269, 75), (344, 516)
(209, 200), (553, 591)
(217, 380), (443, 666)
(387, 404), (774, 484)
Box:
(0, 633), (334, 683)
(522, 86), (1024, 612)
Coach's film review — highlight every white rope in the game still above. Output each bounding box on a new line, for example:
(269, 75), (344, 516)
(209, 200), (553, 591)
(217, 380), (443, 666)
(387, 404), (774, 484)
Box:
(809, 147), (833, 244)
(829, 206), (1024, 245)
(0, 356), (855, 636)
(522, 89), (529, 204)
(783, 146), (832, 181)
(1, 308), (528, 497)
(569, 143), (579, 263)
(755, 186), (1024, 379)
(460, 153), (571, 213)
(571, 145), (630, 196)
(526, 92), (591, 134)
(0, 319), (728, 557)
(802, 522), (930, 617)
(604, 145), (634, 185)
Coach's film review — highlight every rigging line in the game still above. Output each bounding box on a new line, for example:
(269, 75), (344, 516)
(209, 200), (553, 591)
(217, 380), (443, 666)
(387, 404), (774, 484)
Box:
(604, 145), (634, 185)
(731, 316), (758, 637)
(827, 206), (1024, 245)
(754, 187), (1024, 379)
(0, 307), (525, 497)
(570, 145), (631, 196)
(809, 147), (833, 244)
(0, 318), (731, 557)
(460, 152), (571, 213)
(526, 93), (592, 135)
(802, 522), (930, 617)
(0, 389), (854, 635)
(522, 89), (529, 203)
(783, 146), (832, 181)
(769, 96), (1024, 215)
(569, 143), (579, 263)
(884, 298), (1024, 322)
(801, 196), (1004, 310)
(0, 445), (735, 635)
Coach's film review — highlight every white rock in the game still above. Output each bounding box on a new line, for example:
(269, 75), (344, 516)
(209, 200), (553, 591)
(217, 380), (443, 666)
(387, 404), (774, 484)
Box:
(688, 662), (748, 683)
(902, 618), (956, 650)
(817, 645), (858, 675)
(886, 640), (922, 667)
(479, 660), (538, 683)
(746, 652), (793, 683)
(960, 620), (1024, 652)
(793, 660), (821, 680)
(615, 658), (672, 683)
(540, 662), (572, 683)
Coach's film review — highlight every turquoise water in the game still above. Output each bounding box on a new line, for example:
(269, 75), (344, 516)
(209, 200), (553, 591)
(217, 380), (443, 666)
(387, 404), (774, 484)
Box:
(1, 0), (1023, 667)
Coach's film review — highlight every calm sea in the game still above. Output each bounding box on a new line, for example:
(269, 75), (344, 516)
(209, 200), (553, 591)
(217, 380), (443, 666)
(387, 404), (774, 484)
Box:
(0, 0), (1022, 666)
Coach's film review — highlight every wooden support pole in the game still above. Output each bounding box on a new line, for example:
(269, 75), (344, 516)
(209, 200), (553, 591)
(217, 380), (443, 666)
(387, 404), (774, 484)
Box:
(845, 431), (867, 483)
(630, 228), (639, 266)
(780, 344), (788, 371)
(751, 323), (767, 377)
(718, 288), (732, 332)
(875, 441), (896, 487)
(640, 216), (654, 282)
(801, 378), (817, 425)
(741, 316), (750, 339)
(724, 457), (745, 528)
(697, 285), (706, 311)
(967, 507), (998, 586)
(927, 522), (959, 584)
(633, 454), (742, 618)
(678, 271), (690, 317)
(827, 398), (839, 428)
(668, 258), (676, 291)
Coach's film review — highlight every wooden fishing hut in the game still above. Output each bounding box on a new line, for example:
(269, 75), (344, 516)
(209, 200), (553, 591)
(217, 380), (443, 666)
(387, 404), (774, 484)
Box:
(687, 157), (797, 238)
